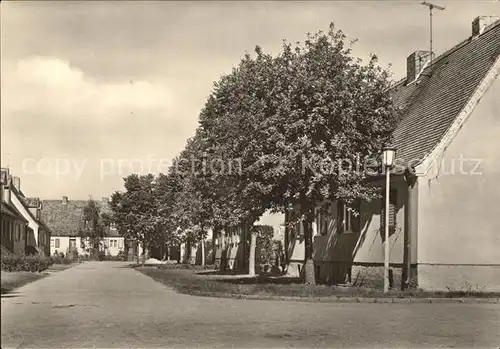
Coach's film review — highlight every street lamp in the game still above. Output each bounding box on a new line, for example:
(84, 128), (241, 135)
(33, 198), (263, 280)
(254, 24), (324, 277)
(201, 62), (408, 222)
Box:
(382, 146), (396, 293)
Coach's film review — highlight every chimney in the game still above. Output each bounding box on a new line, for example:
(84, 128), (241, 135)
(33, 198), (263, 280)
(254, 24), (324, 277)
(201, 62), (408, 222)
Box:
(1, 186), (11, 204)
(12, 176), (21, 192)
(407, 51), (435, 83)
(472, 16), (500, 36)
(0, 168), (9, 185)
(62, 196), (68, 205)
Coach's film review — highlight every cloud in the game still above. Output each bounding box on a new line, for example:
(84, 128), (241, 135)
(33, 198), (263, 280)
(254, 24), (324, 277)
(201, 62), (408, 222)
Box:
(1, 56), (191, 199)
(2, 57), (171, 119)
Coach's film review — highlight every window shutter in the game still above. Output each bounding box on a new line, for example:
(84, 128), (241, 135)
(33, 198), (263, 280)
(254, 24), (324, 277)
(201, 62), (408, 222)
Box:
(381, 190), (397, 229)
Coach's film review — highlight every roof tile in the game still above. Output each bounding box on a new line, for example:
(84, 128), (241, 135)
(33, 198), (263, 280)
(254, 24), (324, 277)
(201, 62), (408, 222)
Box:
(391, 21), (500, 166)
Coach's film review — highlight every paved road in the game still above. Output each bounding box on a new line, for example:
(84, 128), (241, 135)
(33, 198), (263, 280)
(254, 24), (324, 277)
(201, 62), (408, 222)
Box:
(2, 262), (499, 348)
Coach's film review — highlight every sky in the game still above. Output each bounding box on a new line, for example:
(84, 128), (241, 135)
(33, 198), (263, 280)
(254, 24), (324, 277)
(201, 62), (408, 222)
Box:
(1, 0), (499, 200)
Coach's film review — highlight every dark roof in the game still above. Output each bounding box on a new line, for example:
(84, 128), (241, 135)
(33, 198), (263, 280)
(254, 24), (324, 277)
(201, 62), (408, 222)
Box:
(106, 229), (121, 238)
(9, 184), (52, 233)
(23, 197), (41, 208)
(37, 219), (53, 234)
(1, 202), (29, 223)
(40, 199), (119, 237)
(40, 200), (86, 237)
(390, 20), (500, 166)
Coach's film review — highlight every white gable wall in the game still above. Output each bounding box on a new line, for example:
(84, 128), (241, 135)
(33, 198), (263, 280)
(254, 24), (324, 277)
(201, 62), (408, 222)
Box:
(11, 191), (40, 245)
(417, 75), (500, 291)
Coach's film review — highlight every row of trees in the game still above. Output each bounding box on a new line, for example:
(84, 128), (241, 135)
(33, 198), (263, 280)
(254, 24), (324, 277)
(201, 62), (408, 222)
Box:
(108, 23), (399, 283)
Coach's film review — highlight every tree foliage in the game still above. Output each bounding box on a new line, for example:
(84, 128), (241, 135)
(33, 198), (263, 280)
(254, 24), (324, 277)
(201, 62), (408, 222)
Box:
(109, 174), (161, 253)
(78, 198), (105, 257)
(107, 23), (399, 283)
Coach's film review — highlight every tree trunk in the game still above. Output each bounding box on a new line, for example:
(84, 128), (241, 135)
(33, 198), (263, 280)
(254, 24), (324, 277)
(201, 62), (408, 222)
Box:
(302, 205), (316, 285)
(136, 241), (140, 265)
(185, 240), (191, 264)
(212, 228), (218, 265)
(248, 229), (257, 277)
(200, 234), (206, 266)
(220, 230), (226, 272)
(284, 210), (289, 273)
(141, 242), (146, 266)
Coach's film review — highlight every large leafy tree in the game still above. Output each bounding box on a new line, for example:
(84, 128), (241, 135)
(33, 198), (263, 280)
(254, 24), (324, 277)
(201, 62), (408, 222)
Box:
(196, 48), (278, 273)
(262, 25), (398, 283)
(126, 23), (397, 283)
(110, 174), (159, 264)
(196, 23), (398, 283)
(155, 171), (185, 258)
(78, 198), (105, 258)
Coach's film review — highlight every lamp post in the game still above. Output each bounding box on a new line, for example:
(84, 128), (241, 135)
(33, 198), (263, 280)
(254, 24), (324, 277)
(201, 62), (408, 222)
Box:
(382, 147), (396, 293)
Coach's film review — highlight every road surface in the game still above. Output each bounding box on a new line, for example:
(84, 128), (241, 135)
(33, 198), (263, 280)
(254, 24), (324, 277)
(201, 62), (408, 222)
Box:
(2, 261), (499, 348)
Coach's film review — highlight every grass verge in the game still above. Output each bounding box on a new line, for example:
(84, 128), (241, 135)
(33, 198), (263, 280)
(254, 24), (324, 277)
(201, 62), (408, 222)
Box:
(1, 263), (78, 294)
(135, 265), (500, 301)
(1, 271), (48, 294)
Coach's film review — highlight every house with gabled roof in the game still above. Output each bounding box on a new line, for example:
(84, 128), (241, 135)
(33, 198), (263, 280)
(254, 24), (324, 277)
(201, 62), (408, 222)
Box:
(1, 171), (52, 257)
(286, 16), (500, 291)
(1, 195), (29, 257)
(40, 196), (125, 258)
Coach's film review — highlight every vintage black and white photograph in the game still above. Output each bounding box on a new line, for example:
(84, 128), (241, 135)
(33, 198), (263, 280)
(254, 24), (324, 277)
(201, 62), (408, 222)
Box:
(1, 0), (499, 348)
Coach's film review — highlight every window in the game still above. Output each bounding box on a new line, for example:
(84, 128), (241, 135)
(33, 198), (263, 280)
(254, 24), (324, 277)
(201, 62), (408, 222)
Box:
(110, 222), (117, 231)
(337, 201), (360, 234)
(55, 238), (60, 248)
(69, 238), (76, 250)
(316, 203), (332, 236)
(118, 239), (123, 249)
(16, 225), (20, 241)
(381, 189), (398, 233)
(51, 238), (55, 248)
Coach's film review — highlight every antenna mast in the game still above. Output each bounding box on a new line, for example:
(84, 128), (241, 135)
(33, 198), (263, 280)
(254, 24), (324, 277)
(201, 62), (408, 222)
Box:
(421, 1), (445, 71)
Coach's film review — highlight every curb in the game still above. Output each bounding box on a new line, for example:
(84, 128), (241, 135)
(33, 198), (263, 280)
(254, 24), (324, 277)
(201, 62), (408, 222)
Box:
(189, 292), (500, 304)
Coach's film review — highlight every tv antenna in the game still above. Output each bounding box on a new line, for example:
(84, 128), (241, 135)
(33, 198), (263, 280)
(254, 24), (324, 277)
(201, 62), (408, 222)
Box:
(421, 2), (445, 71)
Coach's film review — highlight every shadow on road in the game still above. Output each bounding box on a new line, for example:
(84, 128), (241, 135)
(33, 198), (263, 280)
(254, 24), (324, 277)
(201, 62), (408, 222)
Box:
(1, 289), (23, 298)
(215, 276), (303, 285)
(197, 270), (246, 276)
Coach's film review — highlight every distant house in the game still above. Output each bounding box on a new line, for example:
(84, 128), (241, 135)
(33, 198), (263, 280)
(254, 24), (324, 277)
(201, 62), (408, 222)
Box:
(1, 189), (29, 257)
(2, 173), (52, 257)
(286, 16), (500, 291)
(40, 196), (125, 258)
(2, 169), (29, 257)
(212, 212), (285, 271)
